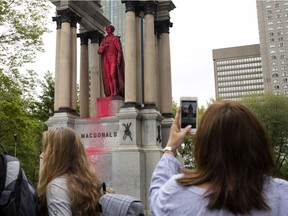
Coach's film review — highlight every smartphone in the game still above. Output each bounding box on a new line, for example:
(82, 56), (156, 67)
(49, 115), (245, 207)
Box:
(180, 97), (198, 133)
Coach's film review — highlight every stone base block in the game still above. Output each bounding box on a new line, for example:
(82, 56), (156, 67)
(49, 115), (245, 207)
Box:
(96, 96), (124, 117)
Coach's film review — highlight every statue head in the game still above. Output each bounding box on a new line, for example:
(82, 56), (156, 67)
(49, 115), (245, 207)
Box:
(105, 25), (115, 34)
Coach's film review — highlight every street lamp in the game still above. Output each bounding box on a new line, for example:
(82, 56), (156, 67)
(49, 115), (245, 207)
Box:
(14, 134), (18, 157)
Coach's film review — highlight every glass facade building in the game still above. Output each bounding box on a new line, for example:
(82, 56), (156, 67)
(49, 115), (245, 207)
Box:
(213, 44), (264, 101)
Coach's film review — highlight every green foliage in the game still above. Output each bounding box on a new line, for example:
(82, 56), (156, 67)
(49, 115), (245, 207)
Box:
(0, 0), (50, 68)
(0, 69), (45, 184)
(34, 71), (54, 123)
(241, 93), (288, 178)
(0, 0), (52, 184)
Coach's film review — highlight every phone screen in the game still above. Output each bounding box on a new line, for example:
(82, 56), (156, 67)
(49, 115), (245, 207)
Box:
(181, 100), (197, 129)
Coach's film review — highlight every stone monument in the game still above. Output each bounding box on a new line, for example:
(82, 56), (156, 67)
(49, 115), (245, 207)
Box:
(47, 0), (175, 213)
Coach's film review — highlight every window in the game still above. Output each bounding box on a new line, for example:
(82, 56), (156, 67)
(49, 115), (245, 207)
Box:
(277, 24), (283, 30)
(272, 72), (279, 77)
(273, 78), (279, 83)
(276, 14), (281, 19)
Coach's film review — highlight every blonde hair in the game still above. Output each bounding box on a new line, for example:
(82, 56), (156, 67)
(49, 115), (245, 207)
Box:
(38, 127), (102, 215)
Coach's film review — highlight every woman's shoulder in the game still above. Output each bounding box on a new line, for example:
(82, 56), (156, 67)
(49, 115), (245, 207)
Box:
(48, 176), (69, 192)
(267, 177), (288, 188)
(264, 177), (288, 198)
(273, 177), (288, 191)
(50, 176), (68, 185)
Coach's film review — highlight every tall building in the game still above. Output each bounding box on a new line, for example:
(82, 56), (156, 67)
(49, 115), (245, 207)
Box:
(100, 1), (126, 50)
(256, 0), (288, 95)
(213, 44), (264, 101)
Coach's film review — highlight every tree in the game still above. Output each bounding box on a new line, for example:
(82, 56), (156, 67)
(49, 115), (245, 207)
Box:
(0, 0), (50, 69)
(241, 93), (288, 177)
(0, 69), (45, 184)
(34, 71), (54, 123)
(0, 0), (51, 184)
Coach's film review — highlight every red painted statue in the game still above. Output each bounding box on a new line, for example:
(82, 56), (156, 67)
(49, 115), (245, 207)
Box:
(98, 25), (125, 97)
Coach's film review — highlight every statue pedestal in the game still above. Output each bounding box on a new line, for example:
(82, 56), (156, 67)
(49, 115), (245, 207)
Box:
(96, 96), (124, 118)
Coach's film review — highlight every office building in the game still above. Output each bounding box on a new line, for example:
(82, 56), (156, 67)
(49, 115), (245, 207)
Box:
(213, 44), (264, 101)
(256, 0), (288, 95)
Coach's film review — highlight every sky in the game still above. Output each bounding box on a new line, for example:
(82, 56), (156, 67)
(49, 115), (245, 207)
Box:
(32, 0), (260, 107)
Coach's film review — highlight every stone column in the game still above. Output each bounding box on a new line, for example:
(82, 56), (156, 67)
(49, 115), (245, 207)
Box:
(70, 13), (81, 112)
(158, 20), (173, 117)
(79, 32), (89, 118)
(122, 1), (137, 107)
(52, 16), (61, 112)
(58, 9), (72, 111)
(143, 2), (157, 107)
(157, 19), (174, 148)
(136, 13), (142, 106)
(90, 31), (101, 117)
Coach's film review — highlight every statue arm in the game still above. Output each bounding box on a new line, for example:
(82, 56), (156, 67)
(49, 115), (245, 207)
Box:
(98, 39), (107, 54)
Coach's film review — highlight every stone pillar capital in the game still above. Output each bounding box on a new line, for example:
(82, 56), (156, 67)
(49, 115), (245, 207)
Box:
(89, 30), (101, 44)
(71, 13), (81, 28)
(143, 1), (158, 16)
(155, 19), (173, 37)
(122, 0), (138, 12)
(77, 32), (89, 45)
(52, 16), (62, 29)
(58, 8), (71, 23)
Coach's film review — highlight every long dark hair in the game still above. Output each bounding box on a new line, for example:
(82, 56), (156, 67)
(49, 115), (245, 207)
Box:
(177, 101), (276, 214)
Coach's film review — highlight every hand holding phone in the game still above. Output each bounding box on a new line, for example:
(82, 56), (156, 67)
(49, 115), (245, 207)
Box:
(180, 97), (198, 133)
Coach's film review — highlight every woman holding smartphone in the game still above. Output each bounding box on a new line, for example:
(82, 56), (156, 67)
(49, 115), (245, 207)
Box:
(149, 101), (288, 215)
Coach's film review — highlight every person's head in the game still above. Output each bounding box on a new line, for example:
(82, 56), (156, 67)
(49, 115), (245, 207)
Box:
(178, 100), (276, 214)
(40, 127), (90, 175)
(38, 127), (101, 215)
(194, 100), (275, 177)
(106, 25), (115, 34)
